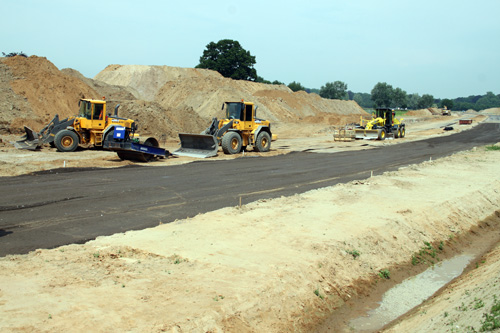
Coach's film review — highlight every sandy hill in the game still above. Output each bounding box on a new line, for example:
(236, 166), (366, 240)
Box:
(96, 64), (367, 126)
(0, 56), (367, 139)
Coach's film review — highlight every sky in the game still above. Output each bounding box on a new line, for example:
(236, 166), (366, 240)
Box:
(2, 0), (499, 99)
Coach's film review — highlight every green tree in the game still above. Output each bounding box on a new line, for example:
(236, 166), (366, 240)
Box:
(476, 91), (500, 110)
(2, 51), (27, 57)
(319, 81), (348, 100)
(288, 81), (306, 92)
(196, 39), (257, 81)
(392, 87), (408, 109)
(440, 98), (454, 110)
(417, 94), (434, 108)
(371, 82), (394, 108)
(407, 93), (420, 109)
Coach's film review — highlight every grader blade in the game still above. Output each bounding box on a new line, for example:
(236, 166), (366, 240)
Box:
(354, 128), (381, 140)
(173, 133), (219, 158)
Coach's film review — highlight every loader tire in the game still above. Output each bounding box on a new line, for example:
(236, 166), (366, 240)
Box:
(221, 132), (242, 154)
(54, 130), (79, 152)
(400, 126), (406, 138)
(254, 131), (271, 152)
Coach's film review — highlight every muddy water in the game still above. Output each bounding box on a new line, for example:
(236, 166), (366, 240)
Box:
(348, 254), (474, 332)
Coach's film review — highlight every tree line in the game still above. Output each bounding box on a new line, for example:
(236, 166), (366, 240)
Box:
(195, 39), (500, 111)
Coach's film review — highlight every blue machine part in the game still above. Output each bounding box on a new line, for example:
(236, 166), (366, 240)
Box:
(113, 126), (126, 139)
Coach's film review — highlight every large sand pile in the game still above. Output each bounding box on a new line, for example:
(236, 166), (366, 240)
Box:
(0, 57), (367, 140)
(95, 64), (368, 125)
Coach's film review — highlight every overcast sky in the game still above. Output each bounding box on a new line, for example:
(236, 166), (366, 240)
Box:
(2, 0), (499, 98)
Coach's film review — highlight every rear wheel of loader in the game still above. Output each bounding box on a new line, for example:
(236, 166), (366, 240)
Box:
(54, 130), (79, 152)
(377, 129), (387, 141)
(254, 131), (271, 152)
(395, 127), (400, 138)
(221, 132), (242, 154)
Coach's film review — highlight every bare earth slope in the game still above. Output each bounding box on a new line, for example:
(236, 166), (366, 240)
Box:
(1, 57), (366, 141)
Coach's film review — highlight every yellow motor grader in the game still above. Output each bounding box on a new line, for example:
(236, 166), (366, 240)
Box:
(354, 108), (406, 140)
(174, 100), (276, 158)
(15, 98), (166, 162)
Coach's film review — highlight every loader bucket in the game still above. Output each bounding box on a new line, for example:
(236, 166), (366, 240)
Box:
(14, 126), (41, 150)
(173, 133), (219, 158)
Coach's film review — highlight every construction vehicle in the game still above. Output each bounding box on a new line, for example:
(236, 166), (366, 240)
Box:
(354, 108), (406, 140)
(14, 98), (167, 162)
(174, 100), (276, 158)
(442, 106), (451, 116)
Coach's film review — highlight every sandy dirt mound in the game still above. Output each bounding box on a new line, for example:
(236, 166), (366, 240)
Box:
(61, 68), (137, 101)
(94, 64), (223, 101)
(0, 147), (499, 332)
(1, 59), (368, 142)
(405, 109), (433, 117)
(480, 107), (500, 115)
(0, 56), (99, 131)
(96, 64), (368, 125)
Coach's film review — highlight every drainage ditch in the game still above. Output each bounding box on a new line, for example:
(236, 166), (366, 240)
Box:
(315, 211), (500, 332)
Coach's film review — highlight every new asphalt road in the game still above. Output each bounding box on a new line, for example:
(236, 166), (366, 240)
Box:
(1, 122), (499, 256)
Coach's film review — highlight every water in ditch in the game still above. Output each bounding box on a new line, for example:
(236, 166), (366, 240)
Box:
(347, 253), (474, 332)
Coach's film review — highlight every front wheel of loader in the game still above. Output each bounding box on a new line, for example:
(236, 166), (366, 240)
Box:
(254, 131), (271, 152)
(54, 130), (79, 152)
(221, 132), (242, 154)
(400, 127), (406, 138)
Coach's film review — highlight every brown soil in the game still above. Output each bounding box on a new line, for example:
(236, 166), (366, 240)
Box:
(0, 55), (499, 332)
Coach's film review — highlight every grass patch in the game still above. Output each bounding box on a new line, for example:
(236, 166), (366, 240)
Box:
(480, 295), (500, 331)
(378, 269), (390, 279)
(314, 288), (324, 300)
(485, 145), (500, 151)
(346, 249), (360, 259)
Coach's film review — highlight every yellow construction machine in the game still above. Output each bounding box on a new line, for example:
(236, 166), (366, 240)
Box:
(354, 108), (406, 140)
(174, 100), (276, 158)
(15, 98), (167, 162)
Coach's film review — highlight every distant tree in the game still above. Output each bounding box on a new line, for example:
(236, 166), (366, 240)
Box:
(2, 51), (27, 57)
(407, 93), (420, 109)
(347, 90), (355, 100)
(272, 80), (284, 85)
(476, 91), (500, 110)
(319, 81), (348, 100)
(352, 92), (374, 108)
(417, 94), (434, 109)
(256, 76), (271, 84)
(392, 87), (408, 109)
(371, 82), (394, 108)
(440, 98), (454, 110)
(288, 81), (306, 92)
(196, 39), (257, 81)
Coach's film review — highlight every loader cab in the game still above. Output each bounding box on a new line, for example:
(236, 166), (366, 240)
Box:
(224, 102), (255, 131)
(78, 99), (106, 130)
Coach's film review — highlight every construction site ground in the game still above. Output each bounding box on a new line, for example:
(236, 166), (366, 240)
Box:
(2, 113), (500, 332)
(1, 56), (500, 332)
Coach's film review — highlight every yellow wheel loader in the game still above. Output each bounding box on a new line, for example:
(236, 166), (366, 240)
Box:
(15, 98), (167, 162)
(174, 101), (276, 158)
(354, 108), (406, 140)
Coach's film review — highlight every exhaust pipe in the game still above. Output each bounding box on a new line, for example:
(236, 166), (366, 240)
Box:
(114, 104), (120, 117)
